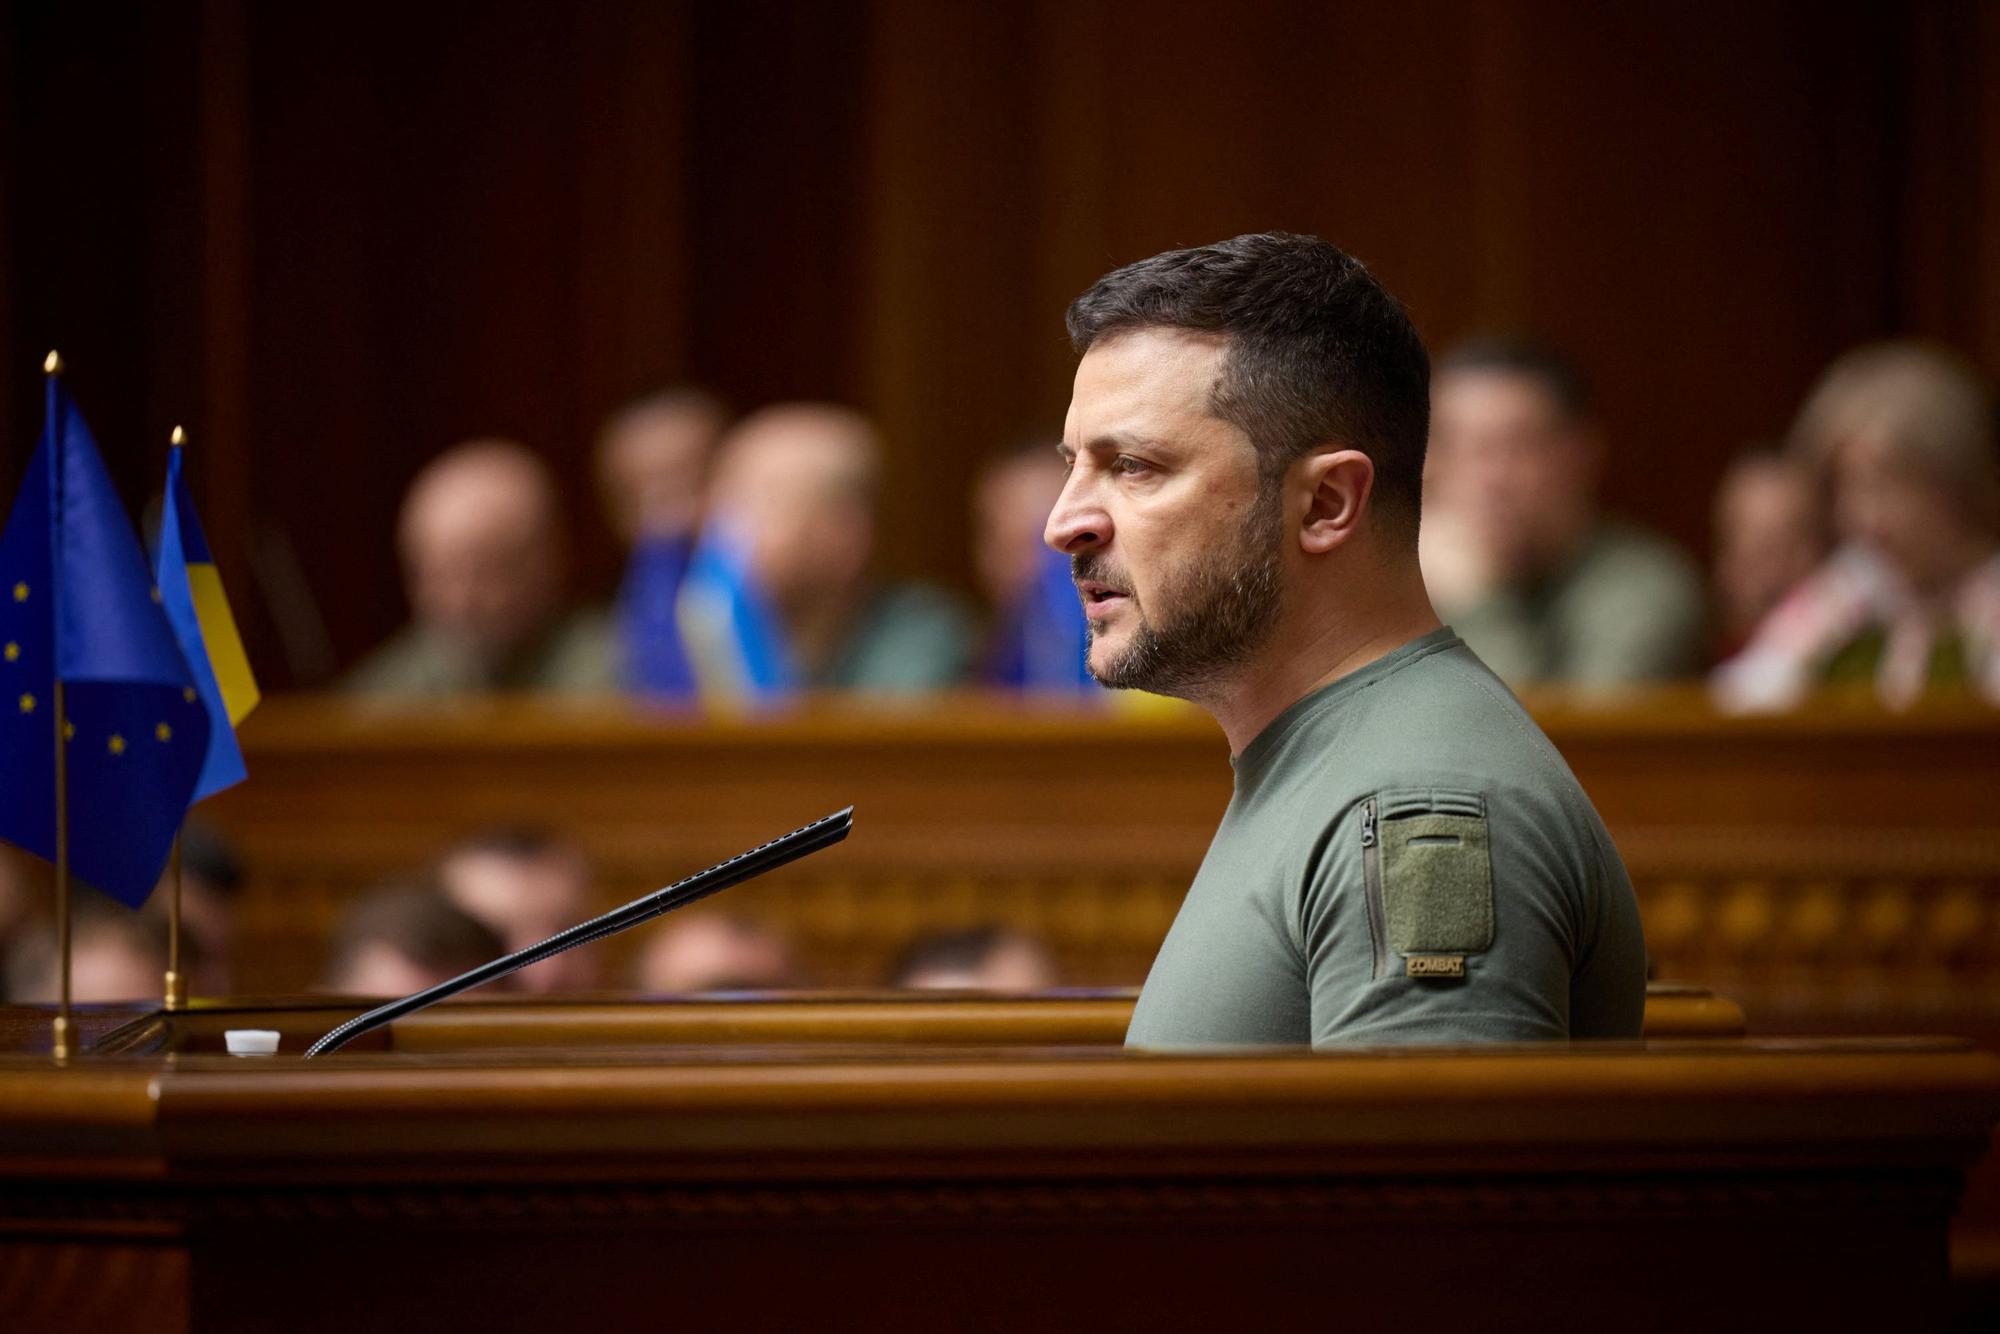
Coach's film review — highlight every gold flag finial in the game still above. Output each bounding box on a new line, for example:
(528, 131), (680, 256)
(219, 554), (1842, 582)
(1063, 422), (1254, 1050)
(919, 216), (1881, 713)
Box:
(42, 350), (63, 376)
(170, 425), (187, 448)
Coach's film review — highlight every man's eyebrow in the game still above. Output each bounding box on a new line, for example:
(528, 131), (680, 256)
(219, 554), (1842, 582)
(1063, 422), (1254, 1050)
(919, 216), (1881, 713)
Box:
(1079, 431), (1170, 454)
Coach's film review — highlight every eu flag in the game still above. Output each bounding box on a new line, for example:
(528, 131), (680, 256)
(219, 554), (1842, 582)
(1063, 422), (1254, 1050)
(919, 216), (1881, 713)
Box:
(155, 441), (259, 802)
(0, 371), (210, 907)
(617, 534), (698, 699)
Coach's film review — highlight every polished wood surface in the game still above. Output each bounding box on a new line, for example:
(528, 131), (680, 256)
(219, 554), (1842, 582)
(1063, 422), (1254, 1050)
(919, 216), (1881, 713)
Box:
(69, 981), (1744, 1059)
(195, 693), (2000, 1040)
(0, 999), (1994, 1334)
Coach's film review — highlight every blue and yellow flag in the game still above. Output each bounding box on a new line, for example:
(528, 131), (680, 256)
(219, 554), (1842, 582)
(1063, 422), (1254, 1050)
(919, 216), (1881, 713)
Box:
(0, 371), (210, 908)
(676, 520), (798, 701)
(154, 441), (259, 801)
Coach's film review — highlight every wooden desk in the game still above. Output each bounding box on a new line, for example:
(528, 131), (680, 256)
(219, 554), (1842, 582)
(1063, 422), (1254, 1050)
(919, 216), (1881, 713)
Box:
(0, 999), (1994, 1334)
(77, 981), (1744, 1056)
(191, 693), (2000, 1039)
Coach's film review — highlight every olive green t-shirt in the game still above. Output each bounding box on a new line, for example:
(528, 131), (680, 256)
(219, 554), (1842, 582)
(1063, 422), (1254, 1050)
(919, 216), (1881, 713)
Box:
(1125, 628), (1646, 1048)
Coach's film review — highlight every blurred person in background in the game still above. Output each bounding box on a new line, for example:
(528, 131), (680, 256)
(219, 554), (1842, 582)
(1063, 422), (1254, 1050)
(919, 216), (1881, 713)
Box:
(1421, 337), (1705, 692)
(596, 388), (731, 699)
(679, 404), (975, 695)
(890, 926), (1060, 991)
(975, 444), (1096, 691)
(634, 913), (801, 993)
(348, 439), (617, 694)
(0, 851), (44, 1000)
(4, 893), (181, 1004)
(138, 821), (245, 998)
(437, 827), (599, 993)
(321, 882), (508, 996)
(1715, 342), (2000, 710)
(1710, 449), (1830, 659)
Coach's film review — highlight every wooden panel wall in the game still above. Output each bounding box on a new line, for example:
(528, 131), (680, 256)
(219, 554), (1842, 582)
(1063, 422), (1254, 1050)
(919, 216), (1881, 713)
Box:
(2, 1), (1996, 685)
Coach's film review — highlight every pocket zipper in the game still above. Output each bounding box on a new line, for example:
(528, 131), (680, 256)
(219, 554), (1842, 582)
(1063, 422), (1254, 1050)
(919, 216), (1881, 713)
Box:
(1360, 797), (1390, 981)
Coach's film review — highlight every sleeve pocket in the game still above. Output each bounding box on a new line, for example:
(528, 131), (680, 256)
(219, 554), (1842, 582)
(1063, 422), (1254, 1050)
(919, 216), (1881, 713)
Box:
(1364, 788), (1494, 978)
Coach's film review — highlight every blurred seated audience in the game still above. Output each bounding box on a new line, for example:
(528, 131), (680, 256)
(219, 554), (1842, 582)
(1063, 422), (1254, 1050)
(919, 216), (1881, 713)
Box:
(679, 404), (974, 695)
(890, 927), (1060, 991)
(1711, 449), (1830, 659)
(975, 444), (1095, 691)
(437, 827), (599, 993)
(321, 883), (507, 996)
(138, 820), (244, 998)
(348, 439), (616, 695)
(596, 388), (731, 698)
(1421, 337), (1705, 691)
(1715, 342), (2000, 710)
(4, 891), (181, 1004)
(0, 850), (44, 1001)
(634, 913), (802, 993)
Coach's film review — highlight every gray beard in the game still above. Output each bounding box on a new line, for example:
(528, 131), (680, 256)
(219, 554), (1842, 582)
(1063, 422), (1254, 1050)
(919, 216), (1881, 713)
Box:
(1078, 489), (1285, 700)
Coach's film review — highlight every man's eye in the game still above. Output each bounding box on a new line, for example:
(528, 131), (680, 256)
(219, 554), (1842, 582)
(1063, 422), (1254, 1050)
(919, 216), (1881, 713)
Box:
(1113, 456), (1150, 477)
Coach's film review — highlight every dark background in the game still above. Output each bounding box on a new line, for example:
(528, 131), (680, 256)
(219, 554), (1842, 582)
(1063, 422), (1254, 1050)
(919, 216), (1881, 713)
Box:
(2, 0), (1995, 687)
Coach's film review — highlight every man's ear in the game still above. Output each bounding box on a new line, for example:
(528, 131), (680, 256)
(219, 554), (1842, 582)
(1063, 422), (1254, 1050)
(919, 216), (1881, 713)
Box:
(1298, 448), (1374, 555)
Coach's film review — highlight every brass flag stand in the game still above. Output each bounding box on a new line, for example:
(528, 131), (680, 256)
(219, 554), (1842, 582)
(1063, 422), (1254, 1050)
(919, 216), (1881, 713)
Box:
(44, 351), (73, 1062)
(162, 426), (190, 1014)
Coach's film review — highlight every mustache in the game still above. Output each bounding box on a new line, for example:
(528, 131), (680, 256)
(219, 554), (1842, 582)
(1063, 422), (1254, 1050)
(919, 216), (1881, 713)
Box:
(1070, 552), (1133, 596)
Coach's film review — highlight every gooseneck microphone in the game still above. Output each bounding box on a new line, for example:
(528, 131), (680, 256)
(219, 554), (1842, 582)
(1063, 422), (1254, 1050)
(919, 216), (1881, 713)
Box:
(304, 806), (854, 1058)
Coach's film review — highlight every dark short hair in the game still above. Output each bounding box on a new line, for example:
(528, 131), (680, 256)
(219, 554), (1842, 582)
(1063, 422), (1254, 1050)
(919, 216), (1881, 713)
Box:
(323, 882), (505, 989)
(1436, 335), (1592, 421)
(1066, 232), (1431, 534)
(889, 927), (1016, 987)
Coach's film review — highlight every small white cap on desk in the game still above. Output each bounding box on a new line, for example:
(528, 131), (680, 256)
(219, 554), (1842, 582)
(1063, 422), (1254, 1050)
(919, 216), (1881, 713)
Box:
(224, 1029), (281, 1056)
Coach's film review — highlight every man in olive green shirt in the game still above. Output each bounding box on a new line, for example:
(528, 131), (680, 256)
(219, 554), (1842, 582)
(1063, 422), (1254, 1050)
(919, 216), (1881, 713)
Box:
(1421, 337), (1705, 692)
(686, 403), (974, 694)
(1050, 234), (1646, 1048)
(348, 439), (619, 695)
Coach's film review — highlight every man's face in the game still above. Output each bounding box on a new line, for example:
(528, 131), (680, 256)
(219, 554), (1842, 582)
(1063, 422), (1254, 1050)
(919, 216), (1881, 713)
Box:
(1428, 370), (1594, 575)
(974, 453), (1067, 609)
(598, 410), (716, 546)
(1046, 330), (1284, 698)
(1833, 430), (1972, 592)
(402, 483), (560, 668)
(1714, 461), (1824, 634)
(710, 430), (875, 614)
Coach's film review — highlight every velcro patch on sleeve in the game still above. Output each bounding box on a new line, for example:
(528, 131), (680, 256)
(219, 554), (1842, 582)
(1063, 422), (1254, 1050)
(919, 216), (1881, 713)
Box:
(1382, 810), (1494, 958)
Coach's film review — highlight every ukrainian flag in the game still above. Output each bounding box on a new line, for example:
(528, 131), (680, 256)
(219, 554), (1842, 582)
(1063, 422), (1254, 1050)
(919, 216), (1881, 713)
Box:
(154, 440), (259, 802)
(676, 518), (798, 702)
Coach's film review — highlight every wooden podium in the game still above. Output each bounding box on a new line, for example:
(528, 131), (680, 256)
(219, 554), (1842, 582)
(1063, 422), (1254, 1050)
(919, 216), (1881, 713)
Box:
(3, 990), (1997, 1333)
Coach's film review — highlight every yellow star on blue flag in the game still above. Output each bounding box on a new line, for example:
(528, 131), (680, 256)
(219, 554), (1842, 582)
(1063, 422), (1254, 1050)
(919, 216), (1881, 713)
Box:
(0, 369), (209, 907)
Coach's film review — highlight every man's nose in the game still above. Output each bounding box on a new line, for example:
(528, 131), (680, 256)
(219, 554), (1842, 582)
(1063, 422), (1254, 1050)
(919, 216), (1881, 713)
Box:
(1044, 473), (1109, 555)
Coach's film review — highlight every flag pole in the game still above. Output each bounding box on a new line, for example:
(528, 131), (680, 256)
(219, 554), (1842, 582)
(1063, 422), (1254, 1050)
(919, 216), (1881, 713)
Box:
(161, 426), (191, 1012)
(44, 351), (72, 1062)
(164, 834), (185, 1010)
